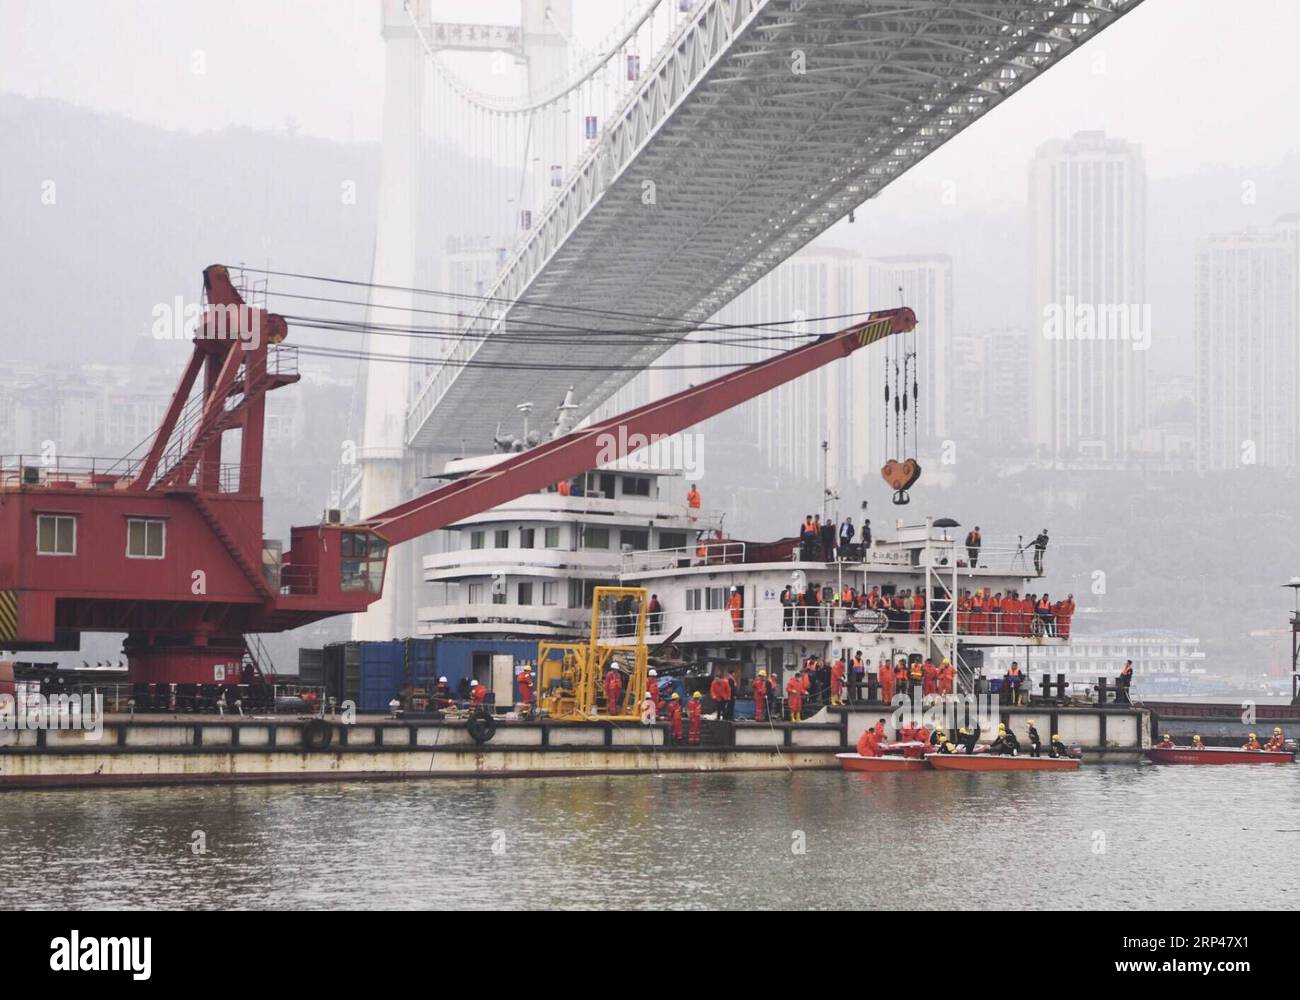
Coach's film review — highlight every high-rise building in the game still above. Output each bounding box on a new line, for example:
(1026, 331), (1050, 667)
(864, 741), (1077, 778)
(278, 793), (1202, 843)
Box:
(1028, 131), (1148, 462)
(1194, 224), (1299, 471)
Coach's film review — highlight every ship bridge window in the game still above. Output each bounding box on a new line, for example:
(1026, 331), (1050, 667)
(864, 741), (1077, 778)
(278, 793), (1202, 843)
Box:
(686, 588), (702, 611)
(620, 529), (649, 551)
(542, 581), (558, 605)
(705, 586), (727, 610)
(470, 531), (485, 550)
(582, 526), (610, 549)
(494, 529), (510, 548)
(340, 530), (388, 593)
(544, 526), (561, 548)
(517, 582), (533, 605)
(36, 514), (76, 556)
(126, 517), (166, 559)
(622, 476), (651, 497)
(659, 530), (687, 550)
(520, 528), (535, 548)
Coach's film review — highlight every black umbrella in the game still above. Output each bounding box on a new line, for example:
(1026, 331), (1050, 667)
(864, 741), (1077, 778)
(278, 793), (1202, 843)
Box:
(933, 517), (960, 528)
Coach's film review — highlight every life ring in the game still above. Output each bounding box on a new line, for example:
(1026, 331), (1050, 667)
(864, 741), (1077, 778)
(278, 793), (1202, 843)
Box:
(466, 709), (497, 744)
(302, 719), (333, 750)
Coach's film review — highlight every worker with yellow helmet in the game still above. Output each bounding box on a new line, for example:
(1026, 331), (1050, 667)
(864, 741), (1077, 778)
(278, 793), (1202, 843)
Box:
(1265, 726), (1286, 752)
(686, 691), (703, 745)
(1242, 732), (1262, 752)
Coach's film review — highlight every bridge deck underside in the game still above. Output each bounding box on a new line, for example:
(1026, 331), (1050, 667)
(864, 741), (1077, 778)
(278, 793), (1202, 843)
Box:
(407, 0), (1138, 451)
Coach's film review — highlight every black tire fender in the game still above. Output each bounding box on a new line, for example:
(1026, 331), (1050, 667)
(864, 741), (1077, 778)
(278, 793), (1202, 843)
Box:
(302, 719), (333, 750)
(466, 709), (497, 744)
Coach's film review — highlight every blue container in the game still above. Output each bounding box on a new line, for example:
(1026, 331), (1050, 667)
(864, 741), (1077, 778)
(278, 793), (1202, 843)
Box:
(353, 637), (540, 709)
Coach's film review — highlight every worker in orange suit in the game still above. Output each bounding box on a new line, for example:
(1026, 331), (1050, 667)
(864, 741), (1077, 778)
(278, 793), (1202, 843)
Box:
(604, 664), (624, 715)
(687, 692), (702, 744)
(469, 680), (487, 706)
(752, 670), (769, 722)
(1154, 733), (1175, 749)
(1265, 727), (1285, 751)
(922, 659), (938, 696)
(938, 659), (955, 696)
(830, 656), (846, 706)
(1242, 732), (1261, 751)
(856, 727), (882, 757)
(786, 675), (804, 722)
(874, 717), (887, 741)
(878, 659), (894, 705)
(1057, 593), (1076, 639)
(667, 693), (683, 743)
(646, 669), (661, 716)
(727, 587), (743, 631)
(910, 591), (924, 633)
(908, 658), (924, 691)
(957, 590), (971, 634)
(971, 590), (986, 636)
(893, 660), (908, 697)
(556, 479), (571, 496)
(709, 673), (731, 718)
(516, 668), (533, 710)
(686, 483), (701, 509)
(988, 592), (1003, 636)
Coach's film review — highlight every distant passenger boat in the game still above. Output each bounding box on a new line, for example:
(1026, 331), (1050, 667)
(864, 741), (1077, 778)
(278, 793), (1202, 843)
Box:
(1145, 746), (1296, 765)
(927, 754), (1080, 772)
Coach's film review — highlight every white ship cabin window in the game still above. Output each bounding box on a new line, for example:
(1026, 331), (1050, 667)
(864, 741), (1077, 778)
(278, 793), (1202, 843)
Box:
(686, 588), (702, 611)
(659, 530), (687, 550)
(467, 583), (482, 605)
(622, 476), (651, 497)
(587, 472), (616, 498)
(705, 586), (728, 610)
(126, 517), (166, 559)
(517, 582), (534, 605)
(542, 581), (558, 605)
(520, 528), (535, 548)
(36, 514), (76, 556)
(470, 530), (485, 550)
(544, 526), (560, 548)
(620, 529), (649, 551)
(494, 529), (510, 548)
(582, 526), (610, 549)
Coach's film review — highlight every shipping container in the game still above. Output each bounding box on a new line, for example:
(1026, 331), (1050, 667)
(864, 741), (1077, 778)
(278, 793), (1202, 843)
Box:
(309, 637), (540, 712)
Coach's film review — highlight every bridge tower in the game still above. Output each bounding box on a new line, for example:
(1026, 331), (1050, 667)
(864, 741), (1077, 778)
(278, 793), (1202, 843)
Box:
(352, 0), (570, 641)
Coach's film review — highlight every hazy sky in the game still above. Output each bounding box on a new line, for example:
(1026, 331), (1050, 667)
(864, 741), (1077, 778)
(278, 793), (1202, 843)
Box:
(3, 0), (1299, 188)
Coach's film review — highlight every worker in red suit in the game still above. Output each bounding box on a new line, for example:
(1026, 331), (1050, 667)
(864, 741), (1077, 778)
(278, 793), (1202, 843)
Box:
(1242, 732), (1261, 751)
(667, 693), (684, 743)
(687, 692), (703, 744)
(1265, 727), (1285, 751)
(856, 727), (882, 757)
(786, 675), (804, 722)
(878, 658), (894, 705)
(910, 591), (924, 633)
(604, 663), (624, 715)
(516, 668), (533, 710)
(830, 656), (846, 706)
(469, 680), (487, 706)
(1154, 733), (1175, 749)
(752, 670), (769, 722)
(922, 659), (938, 696)
(938, 660), (954, 696)
(727, 587), (743, 631)
(646, 669), (661, 716)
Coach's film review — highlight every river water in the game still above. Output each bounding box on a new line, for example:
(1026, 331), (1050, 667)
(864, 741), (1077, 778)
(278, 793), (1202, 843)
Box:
(0, 766), (1296, 909)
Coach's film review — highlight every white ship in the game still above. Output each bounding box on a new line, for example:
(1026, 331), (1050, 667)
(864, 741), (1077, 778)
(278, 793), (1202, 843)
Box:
(419, 459), (1070, 696)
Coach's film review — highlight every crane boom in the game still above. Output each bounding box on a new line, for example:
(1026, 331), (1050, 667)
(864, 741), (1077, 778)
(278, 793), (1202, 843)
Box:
(358, 307), (917, 546)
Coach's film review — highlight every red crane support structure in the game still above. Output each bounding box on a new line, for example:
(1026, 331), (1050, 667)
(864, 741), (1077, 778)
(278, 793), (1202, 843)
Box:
(0, 265), (916, 691)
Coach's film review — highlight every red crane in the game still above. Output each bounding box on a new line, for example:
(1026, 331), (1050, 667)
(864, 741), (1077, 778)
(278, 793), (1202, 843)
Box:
(0, 266), (916, 690)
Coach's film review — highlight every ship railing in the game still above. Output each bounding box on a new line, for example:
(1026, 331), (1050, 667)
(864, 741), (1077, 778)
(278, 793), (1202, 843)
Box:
(0, 453), (144, 489)
(619, 540), (746, 574)
(949, 540), (1050, 578)
(279, 564), (320, 596)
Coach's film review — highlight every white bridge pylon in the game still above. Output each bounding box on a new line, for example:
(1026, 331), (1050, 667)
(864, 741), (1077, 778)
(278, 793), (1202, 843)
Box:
(380, 0), (1142, 454)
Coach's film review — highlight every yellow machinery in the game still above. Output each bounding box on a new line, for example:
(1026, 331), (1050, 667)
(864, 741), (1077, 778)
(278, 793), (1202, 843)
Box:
(537, 586), (649, 721)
